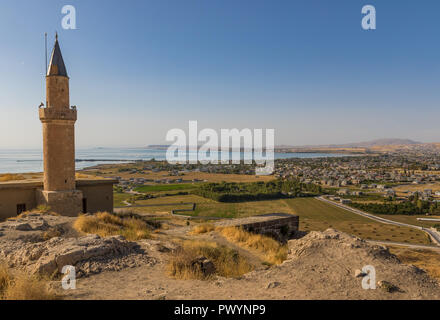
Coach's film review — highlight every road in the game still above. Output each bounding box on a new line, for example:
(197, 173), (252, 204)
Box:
(367, 240), (440, 252)
(316, 196), (440, 246)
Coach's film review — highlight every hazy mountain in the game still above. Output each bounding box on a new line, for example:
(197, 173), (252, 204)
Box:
(149, 139), (422, 150)
(331, 139), (422, 148)
(278, 139), (422, 149)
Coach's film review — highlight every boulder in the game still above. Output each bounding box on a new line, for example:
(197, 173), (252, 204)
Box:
(14, 223), (33, 231)
(191, 256), (216, 276)
(377, 280), (400, 293)
(267, 281), (281, 289)
(354, 269), (367, 278)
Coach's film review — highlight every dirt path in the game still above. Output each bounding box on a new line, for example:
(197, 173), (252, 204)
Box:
(367, 240), (440, 252)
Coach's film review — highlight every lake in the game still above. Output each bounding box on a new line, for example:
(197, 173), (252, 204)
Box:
(0, 148), (349, 174)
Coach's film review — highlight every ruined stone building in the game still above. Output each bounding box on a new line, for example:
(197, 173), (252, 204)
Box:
(0, 35), (116, 219)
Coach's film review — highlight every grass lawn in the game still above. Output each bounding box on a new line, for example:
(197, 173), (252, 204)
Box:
(125, 194), (209, 215)
(113, 193), (132, 207)
(135, 194), (210, 205)
(191, 199), (293, 219)
(131, 194), (292, 218)
(129, 204), (195, 215)
(284, 198), (431, 245)
(134, 184), (197, 193)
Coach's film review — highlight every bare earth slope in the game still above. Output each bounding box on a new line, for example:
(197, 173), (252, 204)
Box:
(68, 229), (440, 300)
(236, 229), (440, 299)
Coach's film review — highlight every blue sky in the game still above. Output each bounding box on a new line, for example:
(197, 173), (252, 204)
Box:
(0, 0), (439, 148)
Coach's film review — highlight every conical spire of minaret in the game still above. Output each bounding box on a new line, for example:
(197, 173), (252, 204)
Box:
(47, 33), (68, 77)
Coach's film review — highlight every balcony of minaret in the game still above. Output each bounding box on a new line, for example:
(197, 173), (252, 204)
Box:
(39, 106), (77, 122)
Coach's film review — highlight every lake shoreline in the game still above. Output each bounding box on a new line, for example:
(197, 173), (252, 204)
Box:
(0, 148), (358, 174)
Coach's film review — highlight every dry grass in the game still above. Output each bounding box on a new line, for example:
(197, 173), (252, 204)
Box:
(0, 264), (58, 300)
(388, 246), (440, 282)
(190, 223), (216, 235)
(7, 206), (59, 221)
(0, 174), (25, 182)
(168, 240), (252, 280)
(73, 212), (151, 241)
(0, 265), (11, 293)
(41, 227), (62, 241)
(34, 205), (56, 214)
(217, 227), (288, 265)
(75, 172), (95, 179)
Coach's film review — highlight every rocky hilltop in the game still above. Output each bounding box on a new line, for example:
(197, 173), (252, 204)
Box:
(0, 214), (439, 299)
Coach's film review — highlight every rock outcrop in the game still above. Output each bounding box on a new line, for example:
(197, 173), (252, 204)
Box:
(0, 214), (156, 277)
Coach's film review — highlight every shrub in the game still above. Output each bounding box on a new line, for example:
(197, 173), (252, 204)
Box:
(168, 241), (252, 280)
(350, 201), (432, 215)
(73, 212), (151, 241)
(115, 211), (162, 229)
(0, 265), (11, 294)
(190, 224), (216, 235)
(193, 179), (322, 203)
(41, 227), (62, 241)
(35, 205), (50, 213)
(217, 227), (288, 265)
(7, 207), (58, 221)
(0, 265), (58, 300)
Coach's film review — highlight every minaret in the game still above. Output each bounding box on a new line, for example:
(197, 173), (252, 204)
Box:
(37, 34), (83, 216)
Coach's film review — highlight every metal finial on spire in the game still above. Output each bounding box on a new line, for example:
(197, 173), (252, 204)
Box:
(55, 32), (58, 41)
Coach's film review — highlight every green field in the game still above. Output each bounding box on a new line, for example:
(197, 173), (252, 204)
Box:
(128, 204), (195, 215)
(115, 191), (431, 245)
(284, 198), (430, 245)
(134, 184), (197, 193)
(131, 194), (291, 218)
(114, 193), (132, 207)
(191, 199), (293, 218)
(135, 194), (208, 205)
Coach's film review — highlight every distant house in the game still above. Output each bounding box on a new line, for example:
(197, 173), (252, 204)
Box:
(337, 189), (350, 196)
(424, 189), (433, 196)
(340, 180), (349, 186)
(385, 189), (396, 197)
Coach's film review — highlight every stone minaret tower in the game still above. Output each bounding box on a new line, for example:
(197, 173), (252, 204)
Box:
(37, 34), (83, 216)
